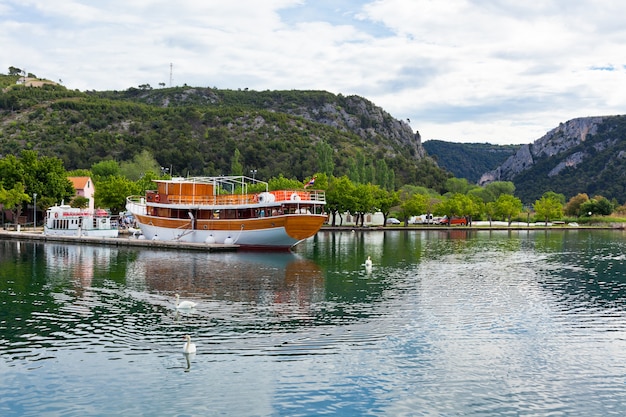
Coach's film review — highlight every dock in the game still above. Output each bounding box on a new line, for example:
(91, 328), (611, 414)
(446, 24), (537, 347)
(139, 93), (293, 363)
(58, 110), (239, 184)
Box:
(0, 229), (239, 252)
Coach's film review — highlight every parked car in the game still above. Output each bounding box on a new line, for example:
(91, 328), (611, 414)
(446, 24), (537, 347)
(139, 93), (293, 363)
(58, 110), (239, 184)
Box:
(386, 218), (401, 225)
(437, 216), (467, 226)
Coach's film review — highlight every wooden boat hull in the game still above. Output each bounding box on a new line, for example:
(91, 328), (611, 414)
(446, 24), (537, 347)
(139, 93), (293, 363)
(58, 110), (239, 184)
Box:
(132, 213), (326, 249)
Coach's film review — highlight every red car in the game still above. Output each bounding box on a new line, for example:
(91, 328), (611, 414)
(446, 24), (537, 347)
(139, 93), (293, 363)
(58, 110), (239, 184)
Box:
(437, 216), (467, 226)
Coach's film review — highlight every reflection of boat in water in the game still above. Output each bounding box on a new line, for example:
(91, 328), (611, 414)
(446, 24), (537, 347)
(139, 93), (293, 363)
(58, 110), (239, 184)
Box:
(129, 251), (324, 305)
(44, 204), (118, 238)
(43, 243), (119, 301)
(125, 175), (327, 250)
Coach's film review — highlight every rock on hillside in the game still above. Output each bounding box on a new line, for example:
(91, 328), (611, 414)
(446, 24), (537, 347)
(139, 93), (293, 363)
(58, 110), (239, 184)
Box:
(294, 95), (425, 160)
(120, 87), (425, 160)
(479, 116), (606, 185)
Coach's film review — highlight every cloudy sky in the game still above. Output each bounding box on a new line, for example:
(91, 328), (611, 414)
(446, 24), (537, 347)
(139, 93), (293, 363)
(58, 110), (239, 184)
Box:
(2, 0), (625, 145)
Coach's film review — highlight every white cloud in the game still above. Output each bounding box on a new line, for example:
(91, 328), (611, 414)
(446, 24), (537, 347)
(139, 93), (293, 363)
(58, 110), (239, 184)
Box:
(2, 0), (626, 145)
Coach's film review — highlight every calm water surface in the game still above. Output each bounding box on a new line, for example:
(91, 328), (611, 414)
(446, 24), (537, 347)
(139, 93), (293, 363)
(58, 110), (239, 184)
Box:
(2, 229), (626, 416)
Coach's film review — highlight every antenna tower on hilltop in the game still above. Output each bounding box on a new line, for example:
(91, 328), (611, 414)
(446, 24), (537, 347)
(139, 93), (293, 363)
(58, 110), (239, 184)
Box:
(169, 63), (173, 87)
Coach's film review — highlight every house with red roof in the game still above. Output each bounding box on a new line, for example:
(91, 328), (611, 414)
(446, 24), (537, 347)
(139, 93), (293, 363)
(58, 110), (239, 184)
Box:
(68, 176), (95, 210)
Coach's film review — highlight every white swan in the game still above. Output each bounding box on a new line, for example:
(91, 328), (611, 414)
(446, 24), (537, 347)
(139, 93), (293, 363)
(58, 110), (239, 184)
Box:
(183, 335), (197, 354)
(175, 293), (197, 310)
(365, 256), (373, 268)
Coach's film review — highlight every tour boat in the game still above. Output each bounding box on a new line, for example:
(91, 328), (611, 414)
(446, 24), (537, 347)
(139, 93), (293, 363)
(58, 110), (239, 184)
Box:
(125, 176), (327, 250)
(44, 205), (119, 238)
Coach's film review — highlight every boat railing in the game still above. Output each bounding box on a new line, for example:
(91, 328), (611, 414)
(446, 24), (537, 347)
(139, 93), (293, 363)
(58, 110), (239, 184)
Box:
(270, 190), (326, 203)
(129, 190), (326, 206)
(126, 197), (147, 214)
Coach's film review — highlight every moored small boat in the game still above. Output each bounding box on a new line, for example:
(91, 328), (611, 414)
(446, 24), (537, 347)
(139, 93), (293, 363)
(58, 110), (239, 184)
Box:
(125, 175), (327, 250)
(44, 205), (119, 238)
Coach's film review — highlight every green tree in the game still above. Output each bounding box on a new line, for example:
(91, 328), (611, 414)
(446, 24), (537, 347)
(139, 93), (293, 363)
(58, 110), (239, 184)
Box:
(67, 168), (93, 178)
(352, 183), (376, 226)
(91, 160), (121, 180)
(316, 140), (334, 177)
(470, 181), (516, 203)
(375, 159), (391, 190)
(494, 194), (523, 225)
(468, 187), (493, 204)
(399, 184), (440, 199)
(346, 158), (358, 183)
(268, 174), (303, 190)
(305, 172), (328, 190)
(71, 196), (90, 209)
(543, 191), (566, 205)
(95, 176), (140, 214)
(484, 181), (516, 201)
(0, 155), (24, 188)
(0, 151), (73, 211)
(485, 201), (497, 226)
(580, 195), (614, 216)
(436, 193), (479, 224)
(399, 193), (429, 225)
(373, 187), (400, 226)
(533, 193), (564, 225)
(444, 177), (474, 195)
(120, 149), (161, 181)
(136, 170), (161, 194)
(8, 66), (23, 76)
(356, 151), (366, 184)
(564, 193), (589, 216)
(30, 154), (75, 204)
(0, 182), (30, 224)
(231, 148), (243, 176)
(595, 196), (614, 215)
(325, 176), (356, 226)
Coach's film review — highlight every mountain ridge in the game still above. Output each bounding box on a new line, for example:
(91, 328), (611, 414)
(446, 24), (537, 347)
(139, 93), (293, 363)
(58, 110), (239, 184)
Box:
(479, 115), (626, 202)
(0, 74), (451, 190)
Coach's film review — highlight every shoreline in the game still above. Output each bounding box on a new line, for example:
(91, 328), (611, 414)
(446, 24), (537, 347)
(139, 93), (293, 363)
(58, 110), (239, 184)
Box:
(0, 229), (239, 252)
(321, 222), (626, 232)
(1, 223), (624, 252)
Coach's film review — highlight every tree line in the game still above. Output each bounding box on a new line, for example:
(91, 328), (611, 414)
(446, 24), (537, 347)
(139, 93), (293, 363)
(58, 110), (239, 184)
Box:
(2, 150), (624, 228)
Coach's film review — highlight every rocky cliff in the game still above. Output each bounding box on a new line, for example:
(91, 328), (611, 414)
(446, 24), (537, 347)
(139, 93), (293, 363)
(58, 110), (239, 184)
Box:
(479, 116), (606, 185)
(291, 95), (425, 160)
(478, 115), (626, 203)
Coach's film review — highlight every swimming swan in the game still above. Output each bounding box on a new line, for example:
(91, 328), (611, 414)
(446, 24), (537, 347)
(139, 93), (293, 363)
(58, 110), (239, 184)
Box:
(175, 293), (197, 310)
(365, 256), (373, 268)
(183, 335), (197, 354)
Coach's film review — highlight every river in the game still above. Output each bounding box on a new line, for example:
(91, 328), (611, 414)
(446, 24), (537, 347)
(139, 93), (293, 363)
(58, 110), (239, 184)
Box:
(1, 229), (626, 416)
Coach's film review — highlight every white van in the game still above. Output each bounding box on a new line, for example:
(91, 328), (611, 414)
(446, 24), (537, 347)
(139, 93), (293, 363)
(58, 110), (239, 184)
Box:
(408, 214), (433, 224)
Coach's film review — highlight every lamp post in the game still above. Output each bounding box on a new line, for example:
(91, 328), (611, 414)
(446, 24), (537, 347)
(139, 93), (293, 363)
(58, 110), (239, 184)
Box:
(250, 169), (257, 180)
(33, 193), (37, 231)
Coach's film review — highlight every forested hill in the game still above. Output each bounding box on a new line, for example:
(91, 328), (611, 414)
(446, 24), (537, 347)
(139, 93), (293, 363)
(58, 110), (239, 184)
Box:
(0, 73), (452, 191)
(422, 140), (520, 183)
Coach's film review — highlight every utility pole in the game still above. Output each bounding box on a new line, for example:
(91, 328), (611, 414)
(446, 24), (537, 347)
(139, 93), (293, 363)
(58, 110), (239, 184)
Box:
(33, 193), (37, 231)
